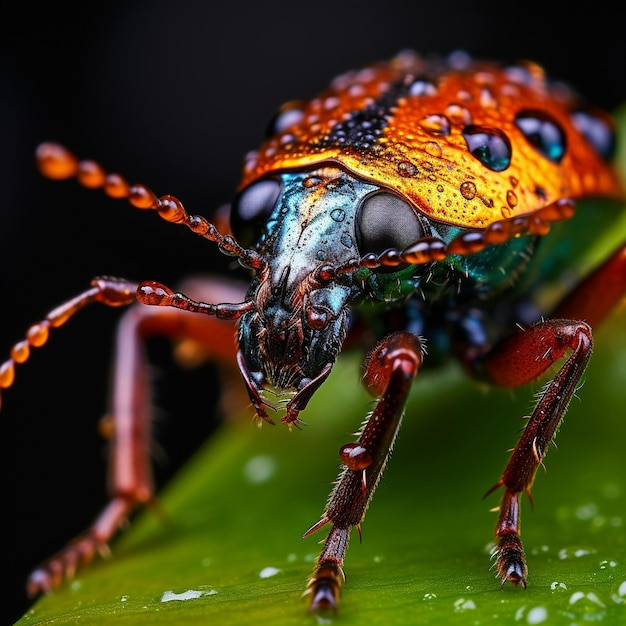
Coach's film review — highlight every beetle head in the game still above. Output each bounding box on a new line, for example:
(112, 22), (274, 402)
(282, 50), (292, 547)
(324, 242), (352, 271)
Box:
(229, 167), (439, 425)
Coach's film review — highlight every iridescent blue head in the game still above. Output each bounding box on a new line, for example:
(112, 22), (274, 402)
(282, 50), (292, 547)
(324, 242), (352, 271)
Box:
(229, 168), (432, 426)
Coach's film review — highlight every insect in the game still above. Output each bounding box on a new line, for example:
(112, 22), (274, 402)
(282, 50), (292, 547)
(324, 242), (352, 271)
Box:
(1, 49), (624, 612)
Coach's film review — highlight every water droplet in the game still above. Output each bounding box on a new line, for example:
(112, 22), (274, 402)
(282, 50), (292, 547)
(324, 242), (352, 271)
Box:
(259, 566), (281, 578)
(474, 71), (495, 86)
(263, 146), (277, 159)
(397, 161), (419, 177)
(420, 142), (440, 159)
(576, 503), (599, 520)
(161, 589), (210, 602)
(324, 96), (340, 110)
(526, 606), (548, 624)
(453, 598), (476, 611)
(243, 151), (259, 173)
(279, 133), (295, 146)
(423, 592), (437, 600)
(243, 454), (277, 484)
(506, 190), (518, 208)
(120, 595), (129, 602)
(550, 581), (567, 591)
(462, 125), (512, 171)
(515, 110), (566, 163)
(409, 79), (437, 97)
(460, 180), (477, 200)
(571, 109), (615, 159)
(569, 591), (605, 608)
(569, 591), (585, 604)
(340, 443), (372, 470)
(558, 546), (596, 560)
(268, 103), (305, 135)
(445, 104), (472, 126)
(505, 65), (537, 86)
(419, 114), (451, 136)
(480, 88), (498, 108)
(348, 83), (366, 97)
(330, 208), (346, 222)
(447, 49), (472, 70)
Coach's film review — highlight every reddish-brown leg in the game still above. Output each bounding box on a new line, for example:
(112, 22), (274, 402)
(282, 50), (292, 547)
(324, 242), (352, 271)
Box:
(551, 242), (626, 325)
(304, 331), (425, 610)
(1, 276), (245, 595)
(482, 242), (626, 588)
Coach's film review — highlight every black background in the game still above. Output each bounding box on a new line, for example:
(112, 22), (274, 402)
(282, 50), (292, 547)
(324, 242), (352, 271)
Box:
(2, 2), (624, 624)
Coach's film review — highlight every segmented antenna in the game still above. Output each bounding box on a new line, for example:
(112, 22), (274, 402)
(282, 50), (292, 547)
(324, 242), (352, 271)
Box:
(315, 199), (576, 282)
(0, 277), (137, 409)
(0, 144), (265, 408)
(35, 143), (267, 271)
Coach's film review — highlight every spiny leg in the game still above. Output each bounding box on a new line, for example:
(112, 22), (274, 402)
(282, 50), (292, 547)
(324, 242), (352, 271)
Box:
(482, 242), (626, 588)
(304, 331), (425, 610)
(27, 301), (162, 595)
(3, 277), (244, 595)
(0, 277), (137, 593)
(483, 319), (593, 587)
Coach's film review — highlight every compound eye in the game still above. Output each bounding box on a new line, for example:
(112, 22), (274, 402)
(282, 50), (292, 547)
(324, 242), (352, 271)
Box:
(229, 178), (282, 247)
(356, 191), (425, 255)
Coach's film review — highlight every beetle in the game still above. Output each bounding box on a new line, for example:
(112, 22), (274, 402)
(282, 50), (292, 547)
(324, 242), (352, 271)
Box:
(1, 49), (624, 612)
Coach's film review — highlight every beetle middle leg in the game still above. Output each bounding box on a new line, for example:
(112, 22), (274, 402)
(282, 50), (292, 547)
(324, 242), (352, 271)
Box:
(482, 242), (626, 587)
(304, 331), (426, 610)
(5, 276), (245, 595)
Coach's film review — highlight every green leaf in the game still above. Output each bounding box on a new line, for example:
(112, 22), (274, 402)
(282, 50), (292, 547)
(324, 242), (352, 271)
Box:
(16, 311), (626, 625)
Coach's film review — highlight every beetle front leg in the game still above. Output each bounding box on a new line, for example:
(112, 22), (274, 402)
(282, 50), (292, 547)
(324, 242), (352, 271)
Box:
(304, 331), (425, 610)
(483, 319), (593, 588)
